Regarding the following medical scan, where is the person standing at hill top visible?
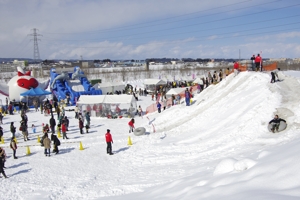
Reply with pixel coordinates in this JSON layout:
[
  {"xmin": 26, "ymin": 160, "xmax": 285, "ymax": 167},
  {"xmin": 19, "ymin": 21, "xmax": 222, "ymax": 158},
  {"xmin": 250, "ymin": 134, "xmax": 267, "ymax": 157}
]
[
  {"xmin": 233, "ymin": 61, "xmax": 239, "ymax": 77},
  {"xmin": 255, "ymin": 54, "xmax": 262, "ymax": 72},
  {"xmin": 251, "ymin": 55, "xmax": 255, "ymax": 71}
]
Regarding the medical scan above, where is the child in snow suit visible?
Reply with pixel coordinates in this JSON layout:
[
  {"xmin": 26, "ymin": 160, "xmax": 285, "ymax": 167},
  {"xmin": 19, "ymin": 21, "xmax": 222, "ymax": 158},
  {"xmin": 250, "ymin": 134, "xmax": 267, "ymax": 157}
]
[
  {"xmin": 128, "ymin": 118, "xmax": 135, "ymax": 133},
  {"xmin": 270, "ymin": 72, "xmax": 276, "ymax": 83},
  {"xmin": 157, "ymin": 102, "xmax": 162, "ymax": 113},
  {"xmin": 79, "ymin": 118, "xmax": 84, "ymax": 134},
  {"xmin": 138, "ymin": 106, "xmax": 142, "ymax": 116},
  {"xmin": 43, "ymin": 134, "xmax": 51, "ymax": 156},
  {"xmin": 105, "ymin": 129, "xmax": 113, "ymax": 155},
  {"xmin": 61, "ymin": 122, "xmax": 68, "ymax": 139}
]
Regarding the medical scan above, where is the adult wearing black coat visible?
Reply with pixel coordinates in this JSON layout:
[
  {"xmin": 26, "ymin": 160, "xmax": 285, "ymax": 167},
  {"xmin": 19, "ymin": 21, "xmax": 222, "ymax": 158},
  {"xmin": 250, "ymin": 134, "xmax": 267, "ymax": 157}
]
[
  {"xmin": 49, "ymin": 115, "xmax": 56, "ymax": 134},
  {"xmin": 51, "ymin": 134, "xmax": 60, "ymax": 154},
  {"xmin": 269, "ymin": 115, "xmax": 286, "ymax": 133},
  {"xmin": 10, "ymin": 122, "xmax": 16, "ymax": 139}
]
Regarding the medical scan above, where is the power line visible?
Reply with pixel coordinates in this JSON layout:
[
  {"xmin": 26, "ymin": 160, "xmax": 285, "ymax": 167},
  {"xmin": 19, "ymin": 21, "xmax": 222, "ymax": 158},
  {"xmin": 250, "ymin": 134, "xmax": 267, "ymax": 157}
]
[
  {"xmin": 41, "ymin": 15, "xmax": 300, "ymax": 43},
  {"xmin": 41, "ymin": 0, "xmax": 281, "ymax": 35},
  {"xmin": 39, "ymin": 2, "xmax": 300, "ymax": 44},
  {"xmin": 40, "ymin": 27, "xmax": 300, "ymax": 50}
]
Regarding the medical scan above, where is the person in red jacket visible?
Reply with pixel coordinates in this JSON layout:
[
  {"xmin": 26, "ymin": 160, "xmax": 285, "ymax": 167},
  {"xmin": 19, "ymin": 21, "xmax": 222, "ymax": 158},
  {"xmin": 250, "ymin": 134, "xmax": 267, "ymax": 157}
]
[
  {"xmin": 61, "ymin": 122, "xmax": 68, "ymax": 139},
  {"xmin": 128, "ymin": 118, "xmax": 135, "ymax": 133},
  {"xmin": 233, "ymin": 61, "xmax": 239, "ymax": 76},
  {"xmin": 105, "ymin": 129, "xmax": 113, "ymax": 155},
  {"xmin": 79, "ymin": 118, "xmax": 84, "ymax": 134},
  {"xmin": 255, "ymin": 54, "xmax": 262, "ymax": 72}
]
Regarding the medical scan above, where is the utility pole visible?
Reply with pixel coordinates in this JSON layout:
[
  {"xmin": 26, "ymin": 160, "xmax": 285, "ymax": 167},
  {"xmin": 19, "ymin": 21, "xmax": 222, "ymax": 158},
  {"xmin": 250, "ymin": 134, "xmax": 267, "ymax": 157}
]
[{"xmin": 29, "ymin": 28, "xmax": 42, "ymax": 62}]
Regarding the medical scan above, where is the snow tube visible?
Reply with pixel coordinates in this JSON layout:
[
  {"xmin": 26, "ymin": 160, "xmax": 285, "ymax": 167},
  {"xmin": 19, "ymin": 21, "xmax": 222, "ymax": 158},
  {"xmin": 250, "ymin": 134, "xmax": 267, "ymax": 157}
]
[
  {"xmin": 268, "ymin": 121, "xmax": 287, "ymax": 132},
  {"xmin": 133, "ymin": 127, "xmax": 146, "ymax": 136}
]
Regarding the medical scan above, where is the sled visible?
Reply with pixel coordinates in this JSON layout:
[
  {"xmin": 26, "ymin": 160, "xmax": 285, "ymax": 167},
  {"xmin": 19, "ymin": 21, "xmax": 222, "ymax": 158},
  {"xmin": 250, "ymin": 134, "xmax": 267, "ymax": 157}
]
[
  {"xmin": 133, "ymin": 127, "xmax": 146, "ymax": 136},
  {"xmin": 268, "ymin": 121, "xmax": 287, "ymax": 133}
]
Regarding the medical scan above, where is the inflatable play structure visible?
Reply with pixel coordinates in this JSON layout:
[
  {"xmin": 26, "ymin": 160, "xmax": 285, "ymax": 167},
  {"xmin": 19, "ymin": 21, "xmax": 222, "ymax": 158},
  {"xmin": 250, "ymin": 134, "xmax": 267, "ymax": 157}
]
[
  {"xmin": 50, "ymin": 66, "xmax": 102, "ymax": 105},
  {"xmin": 0, "ymin": 67, "xmax": 50, "ymax": 102},
  {"xmin": 268, "ymin": 121, "xmax": 287, "ymax": 133}
]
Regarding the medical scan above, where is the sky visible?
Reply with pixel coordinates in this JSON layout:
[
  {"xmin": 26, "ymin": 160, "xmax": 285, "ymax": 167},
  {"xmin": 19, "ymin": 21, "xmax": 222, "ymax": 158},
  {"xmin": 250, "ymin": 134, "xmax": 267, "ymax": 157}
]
[
  {"xmin": 0, "ymin": 0, "xmax": 300, "ymax": 60},
  {"xmin": 0, "ymin": 70, "xmax": 300, "ymax": 199}
]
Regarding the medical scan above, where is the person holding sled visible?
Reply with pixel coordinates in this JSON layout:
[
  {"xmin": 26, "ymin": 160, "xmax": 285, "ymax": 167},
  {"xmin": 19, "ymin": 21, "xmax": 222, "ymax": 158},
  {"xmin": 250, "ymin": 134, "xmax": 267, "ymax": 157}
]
[
  {"xmin": 105, "ymin": 129, "xmax": 113, "ymax": 155},
  {"xmin": 269, "ymin": 115, "xmax": 286, "ymax": 133}
]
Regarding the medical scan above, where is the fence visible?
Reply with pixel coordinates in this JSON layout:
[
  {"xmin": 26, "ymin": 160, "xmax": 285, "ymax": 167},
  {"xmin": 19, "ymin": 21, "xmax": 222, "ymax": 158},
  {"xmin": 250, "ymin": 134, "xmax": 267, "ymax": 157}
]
[{"xmin": 145, "ymin": 85, "xmax": 198, "ymax": 114}]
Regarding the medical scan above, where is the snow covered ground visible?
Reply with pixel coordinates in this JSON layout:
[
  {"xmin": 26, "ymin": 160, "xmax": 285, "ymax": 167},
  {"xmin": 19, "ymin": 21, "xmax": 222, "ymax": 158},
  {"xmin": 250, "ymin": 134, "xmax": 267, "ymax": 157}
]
[{"xmin": 0, "ymin": 70, "xmax": 300, "ymax": 200}]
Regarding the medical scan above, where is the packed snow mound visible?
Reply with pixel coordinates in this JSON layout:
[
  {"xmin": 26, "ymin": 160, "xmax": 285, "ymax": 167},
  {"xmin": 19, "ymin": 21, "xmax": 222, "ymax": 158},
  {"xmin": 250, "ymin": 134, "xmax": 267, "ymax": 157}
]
[{"xmin": 213, "ymin": 158, "xmax": 257, "ymax": 176}]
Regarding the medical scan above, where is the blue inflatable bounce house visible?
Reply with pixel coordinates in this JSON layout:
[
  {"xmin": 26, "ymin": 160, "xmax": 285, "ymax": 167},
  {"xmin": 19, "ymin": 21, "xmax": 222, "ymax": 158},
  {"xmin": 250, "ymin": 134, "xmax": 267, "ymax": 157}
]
[{"xmin": 50, "ymin": 66, "xmax": 102, "ymax": 105}]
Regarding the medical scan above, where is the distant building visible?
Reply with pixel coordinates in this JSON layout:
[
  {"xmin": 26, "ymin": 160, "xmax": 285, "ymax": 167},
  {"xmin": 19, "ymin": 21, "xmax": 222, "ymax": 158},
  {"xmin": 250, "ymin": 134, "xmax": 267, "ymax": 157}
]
[
  {"xmin": 269, "ymin": 58, "xmax": 287, "ymax": 62},
  {"xmin": 13, "ymin": 60, "xmax": 26, "ymax": 67}
]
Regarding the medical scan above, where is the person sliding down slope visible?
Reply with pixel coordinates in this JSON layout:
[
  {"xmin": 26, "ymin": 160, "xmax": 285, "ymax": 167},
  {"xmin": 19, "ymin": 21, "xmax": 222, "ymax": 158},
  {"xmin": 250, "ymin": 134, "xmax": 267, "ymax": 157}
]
[{"xmin": 269, "ymin": 115, "xmax": 286, "ymax": 133}]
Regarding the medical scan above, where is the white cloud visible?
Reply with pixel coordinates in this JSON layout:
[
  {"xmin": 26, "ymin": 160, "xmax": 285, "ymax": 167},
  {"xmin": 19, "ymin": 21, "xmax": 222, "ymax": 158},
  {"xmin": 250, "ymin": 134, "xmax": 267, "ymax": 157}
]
[
  {"xmin": 1, "ymin": 0, "xmax": 299, "ymax": 59},
  {"xmin": 207, "ymin": 35, "xmax": 218, "ymax": 40}
]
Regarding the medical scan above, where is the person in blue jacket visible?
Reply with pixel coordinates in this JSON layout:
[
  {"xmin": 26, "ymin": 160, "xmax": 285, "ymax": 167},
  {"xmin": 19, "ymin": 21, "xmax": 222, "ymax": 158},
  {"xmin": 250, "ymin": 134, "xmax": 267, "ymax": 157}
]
[
  {"xmin": 184, "ymin": 88, "xmax": 191, "ymax": 106},
  {"xmin": 157, "ymin": 102, "xmax": 162, "ymax": 113}
]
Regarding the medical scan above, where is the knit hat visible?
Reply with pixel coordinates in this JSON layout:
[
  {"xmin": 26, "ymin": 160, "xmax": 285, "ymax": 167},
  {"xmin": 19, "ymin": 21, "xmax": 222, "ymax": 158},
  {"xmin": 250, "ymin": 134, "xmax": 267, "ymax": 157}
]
[{"xmin": 107, "ymin": 129, "xmax": 110, "ymax": 132}]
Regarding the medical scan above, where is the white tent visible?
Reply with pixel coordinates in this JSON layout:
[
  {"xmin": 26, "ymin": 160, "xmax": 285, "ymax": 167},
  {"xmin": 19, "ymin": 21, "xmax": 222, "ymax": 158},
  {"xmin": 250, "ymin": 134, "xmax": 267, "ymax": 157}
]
[
  {"xmin": 144, "ymin": 79, "xmax": 167, "ymax": 86},
  {"xmin": 77, "ymin": 95, "xmax": 136, "ymax": 118},
  {"xmin": 77, "ymin": 95, "xmax": 106, "ymax": 104},
  {"xmin": 181, "ymin": 75, "xmax": 195, "ymax": 82},
  {"xmin": 193, "ymin": 77, "xmax": 205, "ymax": 84},
  {"xmin": 93, "ymin": 82, "xmax": 125, "ymax": 94},
  {"xmin": 144, "ymin": 79, "xmax": 167, "ymax": 93},
  {"xmin": 166, "ymin": 87, "xmax": 188, "ymax": 97}
]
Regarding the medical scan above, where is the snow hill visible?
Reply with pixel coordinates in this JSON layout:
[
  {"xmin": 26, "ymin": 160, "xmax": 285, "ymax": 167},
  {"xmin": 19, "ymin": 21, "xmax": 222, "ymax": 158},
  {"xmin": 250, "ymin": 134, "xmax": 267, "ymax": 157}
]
[{"xmin": 0, "ymin": 71, "xmax": 300, "ymax": 200}]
